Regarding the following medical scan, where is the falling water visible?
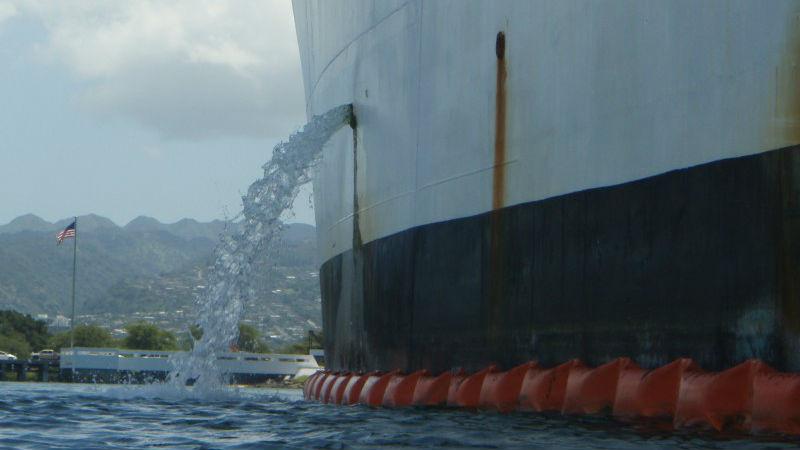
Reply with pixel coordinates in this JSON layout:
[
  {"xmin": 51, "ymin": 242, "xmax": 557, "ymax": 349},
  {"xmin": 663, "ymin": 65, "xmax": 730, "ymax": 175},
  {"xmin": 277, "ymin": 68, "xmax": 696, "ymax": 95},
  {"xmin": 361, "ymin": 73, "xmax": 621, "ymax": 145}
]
[{"xmin": 166, "ymin": 104, "xmax": 354, "ymax": 392}]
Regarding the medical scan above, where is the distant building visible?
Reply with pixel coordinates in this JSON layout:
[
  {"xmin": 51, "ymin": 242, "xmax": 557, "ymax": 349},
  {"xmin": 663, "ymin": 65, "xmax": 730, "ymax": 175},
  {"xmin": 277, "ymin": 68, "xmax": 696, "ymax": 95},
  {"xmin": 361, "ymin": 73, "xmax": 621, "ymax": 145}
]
[
  {"xmin": 111, "ymin": 329, "xmax": 127, "ymax": 338},
  {"xmin": 49, "ymin": 315, "xmax": 70, "ymax": 330}
]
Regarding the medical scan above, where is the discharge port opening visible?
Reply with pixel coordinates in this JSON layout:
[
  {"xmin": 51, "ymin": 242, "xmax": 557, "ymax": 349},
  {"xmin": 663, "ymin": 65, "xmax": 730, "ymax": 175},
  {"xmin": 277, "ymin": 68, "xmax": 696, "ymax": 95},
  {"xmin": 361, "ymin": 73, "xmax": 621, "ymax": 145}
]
[{"xmin": 496, "ymin": 31, "xmax": 505, "ymax": 60}]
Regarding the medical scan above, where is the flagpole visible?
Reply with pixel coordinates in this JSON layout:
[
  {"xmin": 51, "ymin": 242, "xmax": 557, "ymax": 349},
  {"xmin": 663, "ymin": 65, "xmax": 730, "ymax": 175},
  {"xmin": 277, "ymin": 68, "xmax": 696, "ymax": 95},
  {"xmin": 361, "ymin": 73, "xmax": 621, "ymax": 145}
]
[{"xmin": 69, "ymin": 216, "xmax": 77, "ymax": 354}]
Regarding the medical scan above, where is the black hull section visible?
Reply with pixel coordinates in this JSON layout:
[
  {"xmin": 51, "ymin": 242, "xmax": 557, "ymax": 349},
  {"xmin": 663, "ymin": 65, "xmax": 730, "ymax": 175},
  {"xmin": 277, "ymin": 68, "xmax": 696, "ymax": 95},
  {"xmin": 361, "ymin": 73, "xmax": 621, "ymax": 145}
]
[{"xmin": 320, "ymin": 145, "xmax": 800, "ymax": 374}]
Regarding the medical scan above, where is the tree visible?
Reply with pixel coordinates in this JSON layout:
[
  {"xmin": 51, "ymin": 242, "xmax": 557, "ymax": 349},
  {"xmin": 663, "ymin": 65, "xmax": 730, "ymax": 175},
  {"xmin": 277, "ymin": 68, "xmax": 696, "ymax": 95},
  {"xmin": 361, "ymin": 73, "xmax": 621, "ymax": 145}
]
[
  {"xmin": 122, "ymin": 322, "xmax": 178, "ymax": 351},
  {"xmin": 49, "ymin": 324, "xmax": 116, "ymax": 351},
  {"xmin": 189, "ymin": 324, "xmax": 203, "ymax": 340},
  {"xmin": 237, "ymin": 323, "xmax": 270, "ymax": 353},
  {"xmin": 0, "ymin": 310, "xmax": 49, "ymax": 351},
  {"xmin": 177, "ymin": 324, "xmax": 205, "ymax": 351},
  {"xmin": 0, "ymin": 333, "xmax": 31, "ymax": 359},
  {"xmin": 179, "ymin": 324, "xmax": 201, "ymax": 351}
]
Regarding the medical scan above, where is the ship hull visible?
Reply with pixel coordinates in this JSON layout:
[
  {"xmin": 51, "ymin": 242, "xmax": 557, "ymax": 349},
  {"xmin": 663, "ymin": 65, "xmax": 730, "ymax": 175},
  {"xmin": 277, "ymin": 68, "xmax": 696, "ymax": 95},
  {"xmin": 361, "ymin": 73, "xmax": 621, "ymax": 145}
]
[
  {"xmin": 321, "ymin": 143, "xmax": 800, "ymax": 373},
  {"xmin": 292, "ymin": 0, "xmax": 800, "ymax": 373}
]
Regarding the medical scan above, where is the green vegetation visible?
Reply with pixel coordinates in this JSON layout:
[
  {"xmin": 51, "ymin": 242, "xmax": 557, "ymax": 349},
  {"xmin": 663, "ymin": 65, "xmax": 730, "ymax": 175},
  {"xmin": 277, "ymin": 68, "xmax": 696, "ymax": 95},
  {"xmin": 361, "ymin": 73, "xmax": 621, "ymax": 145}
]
[
  {"xmin": 0, "ymin": 334, "xmax": 30, "ymax": 360},
  {"xmin": 0, "ymin": 310, "xmax": 49, "ymax": 359},
  {"xmin": 49, "ymin": 324, "xmax": 115, "ymax": 351},
  {"xmin": 277, "ymin": 341, "xmax": 308, "ymax": 354},
  {"xmin": 0, "ymin": 304, "xmax": 321, "ymax": 363},
  {"xmin": 189, "ymin": 324, "xmax": 203, "ymax": 340},
  {"xmin": 176, "ymin": 323, "xmax": 272, "ymax": 353},
  {"xmin": 0, "ymin": 309, "xmax": 190, "ymax": 356},
  {"xmin": 0, "ymin": 216, "xmax": 321, "ymax": 349},
  {"xmin": 0, "ymin": 217, "xmax": 318, "ymax": 319},
  {"xmin": 0, "ymin": 219, "xmax": 216, "ymax": 315},
  {"xmin": 237, "ymin": 323, "xmax": 270, "ymax": 353},
  {"xmin": 122, "ymin": 322, "xmax": 179, "ymax": 350},
  {"xmin": 176, "ymin": 324, "xmax": 204, "ymax": 351}
]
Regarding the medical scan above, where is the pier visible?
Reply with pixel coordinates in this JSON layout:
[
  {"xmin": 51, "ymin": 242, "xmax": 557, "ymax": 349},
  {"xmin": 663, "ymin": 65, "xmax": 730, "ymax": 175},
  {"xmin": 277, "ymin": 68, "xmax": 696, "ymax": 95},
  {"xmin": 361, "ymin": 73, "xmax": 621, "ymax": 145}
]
[
  {"xmin": 59, "ymin": 347, "xmax": 320, "ymax": 384},
  {"xmin": 0, "ymin": 359, "xmax": 59, "ymax": 382},
  {"xmin": 1, "ymin": 347, "xmax": 320, "ymax": 384}
]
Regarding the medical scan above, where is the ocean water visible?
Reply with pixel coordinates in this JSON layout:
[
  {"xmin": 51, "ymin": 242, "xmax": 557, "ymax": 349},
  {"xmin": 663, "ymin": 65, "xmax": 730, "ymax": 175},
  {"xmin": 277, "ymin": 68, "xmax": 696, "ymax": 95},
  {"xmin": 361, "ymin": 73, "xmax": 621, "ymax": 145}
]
[{"xmin": 0, "ymin": 382, "xmax": 796, "ymax": 450}]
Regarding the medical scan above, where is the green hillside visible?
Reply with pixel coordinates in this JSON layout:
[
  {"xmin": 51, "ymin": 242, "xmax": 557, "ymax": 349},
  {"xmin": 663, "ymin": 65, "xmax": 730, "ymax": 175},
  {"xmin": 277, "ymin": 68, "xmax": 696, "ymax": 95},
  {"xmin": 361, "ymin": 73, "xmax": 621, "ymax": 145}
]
[
  {"xmin": 0, "ymin": 215, "xmax": 320, "ymax": 345},
  {"xmin": 0, "ymin": 227, "xmax": 214, "ymax": 314}
]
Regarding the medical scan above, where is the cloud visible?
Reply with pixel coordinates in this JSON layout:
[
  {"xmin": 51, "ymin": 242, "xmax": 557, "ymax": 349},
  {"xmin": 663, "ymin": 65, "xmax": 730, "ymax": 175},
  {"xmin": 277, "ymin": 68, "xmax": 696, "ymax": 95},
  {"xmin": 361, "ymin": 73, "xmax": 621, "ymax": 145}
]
[
  {"xmin": 15, "ymin": 0, "xmax": 305, "ymax": 140},
  {"xmin": 0, "ymin": 2, "xmax": 17, "ymax": 25}
]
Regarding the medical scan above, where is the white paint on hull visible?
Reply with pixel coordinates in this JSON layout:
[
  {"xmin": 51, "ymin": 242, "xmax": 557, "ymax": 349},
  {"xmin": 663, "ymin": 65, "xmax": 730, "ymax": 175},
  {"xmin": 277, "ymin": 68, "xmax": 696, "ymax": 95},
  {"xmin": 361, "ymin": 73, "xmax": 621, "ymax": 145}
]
[{"xmin": 293, "ymin": 0, "xmax": 800, "ymax": 263}]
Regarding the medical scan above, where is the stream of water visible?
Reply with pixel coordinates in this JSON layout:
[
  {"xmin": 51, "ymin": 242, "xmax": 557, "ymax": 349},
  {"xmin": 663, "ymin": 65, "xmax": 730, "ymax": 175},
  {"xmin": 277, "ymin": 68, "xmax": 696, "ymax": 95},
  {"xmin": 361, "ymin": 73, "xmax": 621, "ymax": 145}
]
[{"xmin": 167, "ymin": 104, "xmax": 353, "ymax": 392}]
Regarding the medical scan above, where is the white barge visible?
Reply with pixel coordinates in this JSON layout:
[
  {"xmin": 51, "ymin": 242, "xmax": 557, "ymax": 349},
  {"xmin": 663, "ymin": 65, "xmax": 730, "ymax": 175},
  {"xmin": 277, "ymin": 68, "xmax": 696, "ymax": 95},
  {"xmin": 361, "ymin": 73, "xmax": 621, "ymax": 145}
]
[{"xmin": 59, "ymin": 347, "xmax": 320, "ymax": 383}]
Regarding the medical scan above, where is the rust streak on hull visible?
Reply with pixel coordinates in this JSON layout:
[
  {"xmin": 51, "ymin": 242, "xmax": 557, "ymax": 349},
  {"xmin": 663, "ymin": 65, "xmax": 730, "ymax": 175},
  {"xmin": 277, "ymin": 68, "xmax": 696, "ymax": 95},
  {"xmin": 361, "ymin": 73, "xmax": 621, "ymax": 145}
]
[
  {"xmin": 492, "ymin": 31, "xmax": 508, "ymax": 211},
  {"xmin": 488, "ymin": 31, "xmax": 508, "ymax": 345}
]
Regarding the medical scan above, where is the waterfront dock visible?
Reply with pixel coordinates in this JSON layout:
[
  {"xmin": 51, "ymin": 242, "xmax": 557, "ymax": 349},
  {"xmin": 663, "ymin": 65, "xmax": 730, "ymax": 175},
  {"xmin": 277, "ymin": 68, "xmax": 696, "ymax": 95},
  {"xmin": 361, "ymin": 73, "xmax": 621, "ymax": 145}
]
[
  {"xmin": 2, "ymin": 347, "xmax": 320, "ymax": 384},
  {"xmin": 59, "ymin": 347, "xmax": 320, "ymax": 383},
  {"xmin": 0, "ymin": 359, "xmax": 59, "ymax": 382}
]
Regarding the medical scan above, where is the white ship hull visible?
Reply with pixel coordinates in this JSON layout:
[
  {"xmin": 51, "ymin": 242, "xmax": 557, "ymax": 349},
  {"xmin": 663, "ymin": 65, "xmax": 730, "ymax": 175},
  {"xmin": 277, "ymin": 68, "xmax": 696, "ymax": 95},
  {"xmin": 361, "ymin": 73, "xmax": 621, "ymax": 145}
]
[{"xmin": 293, "ymin": 0, "xmax": 800, "ymax": 373}]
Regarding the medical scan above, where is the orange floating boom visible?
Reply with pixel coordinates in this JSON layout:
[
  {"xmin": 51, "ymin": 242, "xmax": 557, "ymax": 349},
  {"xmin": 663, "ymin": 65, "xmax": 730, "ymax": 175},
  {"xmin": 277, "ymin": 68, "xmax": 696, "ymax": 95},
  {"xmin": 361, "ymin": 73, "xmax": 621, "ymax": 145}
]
[{"xmin": 304, "ymin": 358, "xmax": 800, "ymax": 436}]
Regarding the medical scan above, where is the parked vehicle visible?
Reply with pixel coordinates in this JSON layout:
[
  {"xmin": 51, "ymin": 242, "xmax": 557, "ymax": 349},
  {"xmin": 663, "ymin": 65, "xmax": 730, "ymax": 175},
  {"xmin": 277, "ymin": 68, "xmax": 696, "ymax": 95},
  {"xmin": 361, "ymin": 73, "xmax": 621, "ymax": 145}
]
[
  {"xmin": 0, "ymin": 351, "xmax": 17, "ymax": 361},
  {"xmin": 32, "ymin": 349, "xmax": 59, "ymax": 362}
]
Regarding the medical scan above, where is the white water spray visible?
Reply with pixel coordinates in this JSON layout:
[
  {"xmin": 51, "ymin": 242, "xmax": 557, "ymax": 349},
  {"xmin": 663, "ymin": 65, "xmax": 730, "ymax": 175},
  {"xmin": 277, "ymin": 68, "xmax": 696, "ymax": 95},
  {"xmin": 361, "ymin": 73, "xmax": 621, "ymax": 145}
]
[{"xmin": 166, "ymin": 104, "xmax": 354, "ymax": 393}]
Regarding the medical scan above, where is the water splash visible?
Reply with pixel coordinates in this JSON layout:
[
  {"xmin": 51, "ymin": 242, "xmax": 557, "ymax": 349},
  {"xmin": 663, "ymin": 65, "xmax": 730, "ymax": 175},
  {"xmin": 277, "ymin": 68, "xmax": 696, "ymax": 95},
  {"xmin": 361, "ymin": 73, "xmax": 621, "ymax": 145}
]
[{"xmin": 166, "ymin": 104, "xmax": 354, "ymax": 394}]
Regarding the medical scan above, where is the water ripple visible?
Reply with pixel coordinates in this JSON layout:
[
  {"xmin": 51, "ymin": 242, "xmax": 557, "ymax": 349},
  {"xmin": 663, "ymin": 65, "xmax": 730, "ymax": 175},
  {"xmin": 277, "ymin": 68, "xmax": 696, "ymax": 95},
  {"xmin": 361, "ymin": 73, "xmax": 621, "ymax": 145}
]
[{"xmin": 1, "ymin": 382, "xmax": 799, "ymax": 449}]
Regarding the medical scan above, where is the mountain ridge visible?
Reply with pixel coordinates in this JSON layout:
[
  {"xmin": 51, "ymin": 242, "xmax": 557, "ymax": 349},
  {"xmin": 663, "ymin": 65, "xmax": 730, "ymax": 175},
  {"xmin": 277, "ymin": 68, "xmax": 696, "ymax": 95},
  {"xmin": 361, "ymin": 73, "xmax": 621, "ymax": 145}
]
[
  {"xmin": 0, "ymin": 214, "xmax": 315, "ymax": 243},
  {"xmin": 0, "ymin": 213, "xmax": 320, "ymax": 344}
]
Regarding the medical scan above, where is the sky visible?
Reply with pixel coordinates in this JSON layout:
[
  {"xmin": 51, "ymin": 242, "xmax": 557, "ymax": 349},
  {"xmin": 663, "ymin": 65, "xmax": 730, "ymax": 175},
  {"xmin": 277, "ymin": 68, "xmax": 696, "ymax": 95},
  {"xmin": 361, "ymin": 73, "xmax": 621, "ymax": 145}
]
[{"xmin": 0, "ymin": 0, "xmax": 314, "ymax": 226}]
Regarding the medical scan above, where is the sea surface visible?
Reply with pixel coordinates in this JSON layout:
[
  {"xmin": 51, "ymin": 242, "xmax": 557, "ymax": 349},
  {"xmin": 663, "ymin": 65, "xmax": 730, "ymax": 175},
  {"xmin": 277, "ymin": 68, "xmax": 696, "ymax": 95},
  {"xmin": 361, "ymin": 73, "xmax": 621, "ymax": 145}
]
[{"xmin": 0, "ymin": 382, "xmax": 797, "ymax": 450}]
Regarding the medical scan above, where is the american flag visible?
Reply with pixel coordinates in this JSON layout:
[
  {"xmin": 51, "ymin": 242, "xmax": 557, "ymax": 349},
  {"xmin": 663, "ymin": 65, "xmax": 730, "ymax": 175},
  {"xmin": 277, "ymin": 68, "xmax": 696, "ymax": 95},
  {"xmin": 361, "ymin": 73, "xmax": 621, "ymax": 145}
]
[{"xmin": 56, "ymin": 221, "xmax": 76, "ymax": 245}]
